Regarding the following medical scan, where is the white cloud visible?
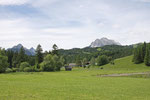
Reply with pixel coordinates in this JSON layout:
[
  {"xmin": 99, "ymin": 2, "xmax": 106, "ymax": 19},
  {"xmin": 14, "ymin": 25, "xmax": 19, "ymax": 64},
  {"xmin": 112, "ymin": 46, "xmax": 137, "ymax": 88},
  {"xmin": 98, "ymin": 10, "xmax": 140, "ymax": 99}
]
[
  {"xmin": 30, "ymin": 0, "xmax": 60, "ymax": 7},
  {"xmin": 0, "ymin": 18, "xmax": 92, "ymax": 50},
  {"xmin": 0, "ymin": 0, "xmax": 150, "ymax": 50},
  {"xmin": 0, "ymin": 19, "xmax": 31, "ymax": 35},
  {"xmin": 0, "ymin": 0, "xmax": 29, "ymax": 5}
]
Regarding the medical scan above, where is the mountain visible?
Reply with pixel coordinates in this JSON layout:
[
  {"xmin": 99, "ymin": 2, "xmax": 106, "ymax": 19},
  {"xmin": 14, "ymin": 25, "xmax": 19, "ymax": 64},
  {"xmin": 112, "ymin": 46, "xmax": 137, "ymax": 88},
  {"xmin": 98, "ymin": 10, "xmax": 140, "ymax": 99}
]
[
  {"xmin": 7, "ymin": 44, "xmax": 36, "ymax": 56},
  {"xmin": 29, "ymin": 47, "xmax": 36, "ymax": 56},
  {"xmin": 90, "ymin": 37, "xmax": 121, "ymax": 48}
]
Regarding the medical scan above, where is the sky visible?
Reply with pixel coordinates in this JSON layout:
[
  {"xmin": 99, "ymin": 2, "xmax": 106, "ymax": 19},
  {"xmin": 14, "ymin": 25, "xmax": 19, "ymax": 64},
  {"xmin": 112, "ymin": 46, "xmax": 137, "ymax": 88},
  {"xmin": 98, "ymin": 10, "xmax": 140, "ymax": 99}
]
[{"xmin": 0, "ymin": 0, "xmax": 150, "ymax": 50}]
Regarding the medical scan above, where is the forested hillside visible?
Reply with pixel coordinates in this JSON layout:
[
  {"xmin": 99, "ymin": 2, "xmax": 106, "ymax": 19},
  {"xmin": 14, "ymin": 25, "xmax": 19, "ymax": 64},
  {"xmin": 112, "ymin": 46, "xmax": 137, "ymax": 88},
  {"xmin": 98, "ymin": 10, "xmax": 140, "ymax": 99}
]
[{"xmin": 59, "ymin": 45, "xmax": 134, "ymax": 64}]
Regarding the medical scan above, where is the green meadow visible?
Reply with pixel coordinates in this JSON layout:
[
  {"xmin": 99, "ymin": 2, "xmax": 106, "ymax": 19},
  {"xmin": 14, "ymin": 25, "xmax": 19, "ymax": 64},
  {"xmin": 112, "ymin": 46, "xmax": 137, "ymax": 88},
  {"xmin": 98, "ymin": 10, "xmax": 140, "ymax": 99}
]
[{"xmin": 0, "ymin": 56, "xmax": 150, "ymax": 100}]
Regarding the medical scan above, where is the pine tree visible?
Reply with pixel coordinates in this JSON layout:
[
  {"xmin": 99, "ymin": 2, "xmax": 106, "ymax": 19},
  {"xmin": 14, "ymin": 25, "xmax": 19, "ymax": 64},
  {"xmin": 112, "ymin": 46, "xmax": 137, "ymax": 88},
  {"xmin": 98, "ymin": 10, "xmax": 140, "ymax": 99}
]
[
  {"xmin": 35, "ymin": 44, "xmax": 43, "ymax": 68},
  {"xmin": 52, "ymin": 44, "xmax": 58, "ymax": 55},
  {"xmin": 6, "ymin": 50, "xmax": 14, "ymax": 68},
  {"xmin": 133, "ymin": 48, "xmax": 137, "ymax": 62},
  {"xmin": 13, "ymin": 46, "xmax": 26, "ymax": 68},
  {"xmin": 141, "ymin": 42, "xmax": 146, "ymax": 62},
  {"xmin": 144, "ymin": 44, "xmax": 150, "ymax": 66},
  {"xmin": 12, "ymin": 52, "xmax": 18, "ymax": 68},
  {"xmin": 138, "ymin": 46, "xmax": 143, "ymax": 63},
  {"xmin": 133, "ymin": 45, "xmax": 143, "ymax": 64},
  {"xmin": 133, "ymin": 48, "xmax": 140, "ymax": 64},
  {"xmin": 18, "ymin": 46, "xmax": 26, "ymax": 63}
]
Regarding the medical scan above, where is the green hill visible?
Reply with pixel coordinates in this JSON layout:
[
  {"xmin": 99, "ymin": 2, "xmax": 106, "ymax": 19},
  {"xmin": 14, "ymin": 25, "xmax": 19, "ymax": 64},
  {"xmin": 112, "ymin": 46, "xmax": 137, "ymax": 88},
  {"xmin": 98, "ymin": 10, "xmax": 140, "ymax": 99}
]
[
  {"xmin": 103, "ymin": 56, "xmax": 150, "ymax": 71},
  {"xmin": 71, "ymin": 56, "xmax": 150, "ymax": 75}
]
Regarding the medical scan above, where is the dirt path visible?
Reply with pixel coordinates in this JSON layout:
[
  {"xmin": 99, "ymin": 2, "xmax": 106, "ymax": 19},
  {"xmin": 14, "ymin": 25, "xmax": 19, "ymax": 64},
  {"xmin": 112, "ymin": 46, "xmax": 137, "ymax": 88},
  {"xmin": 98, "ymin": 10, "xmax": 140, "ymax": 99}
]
[{"xmin": 98, "ymin": 72, "xmax": 150, "ymax": 77}]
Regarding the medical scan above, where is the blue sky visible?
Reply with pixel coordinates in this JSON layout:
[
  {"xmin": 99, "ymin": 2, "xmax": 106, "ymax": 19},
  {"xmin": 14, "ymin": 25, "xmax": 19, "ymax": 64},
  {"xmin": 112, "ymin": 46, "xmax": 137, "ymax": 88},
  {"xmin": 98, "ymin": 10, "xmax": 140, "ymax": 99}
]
[{"xmin": 0, "ymin": 0, "xmax": 150, "ymax": 50}]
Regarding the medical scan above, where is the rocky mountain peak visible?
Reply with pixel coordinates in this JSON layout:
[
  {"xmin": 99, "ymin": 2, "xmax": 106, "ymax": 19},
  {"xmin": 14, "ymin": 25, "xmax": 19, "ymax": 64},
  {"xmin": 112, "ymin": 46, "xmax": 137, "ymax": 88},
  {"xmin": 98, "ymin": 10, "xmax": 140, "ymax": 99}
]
[
  {"xmin": 90, "ymin": 37, "xmax": 121, "ymax": 48},
  {"xmin": 7, "ymin": 44, "xmax": 36, "ymax": 56}
]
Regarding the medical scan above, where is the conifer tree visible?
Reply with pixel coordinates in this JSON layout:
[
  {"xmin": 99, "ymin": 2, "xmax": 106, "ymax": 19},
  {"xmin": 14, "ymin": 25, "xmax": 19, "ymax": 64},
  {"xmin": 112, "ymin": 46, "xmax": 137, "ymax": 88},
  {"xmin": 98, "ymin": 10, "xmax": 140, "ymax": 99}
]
[
  {"xmin": 18, "ymin": 46, "xmax": 26, "ymax": 63},
  {"xmin": 144, "ymin": 44, "xmax": 150, "ymax": 66},
  {"xmin": 138, "ymin": 46, "xmax": 143, "ymax": 63},
  {"xmin": 35, "ymin": 44, "xmax": 43, "ymax": 68},
  {"xmin": 133, "ymin": 45, "xmax": 143, "ymax": 64},
  {"xmin": 141, "ymin": 42, "xmax": 146, "ymax": 61},
  {"xmin": 12, "ymin": 52, "xmax": 18, "ymax": 68},
  {"xmin": 14, "ymin": 46, "xmax": 26, "ymax": 68},
  {"xmin": 52, "ymin": 44, "xmax": 58, "ymax": 55},
  {"xmin": 6, "ymin": 50, "xmax": 14, "ymax": 68}
]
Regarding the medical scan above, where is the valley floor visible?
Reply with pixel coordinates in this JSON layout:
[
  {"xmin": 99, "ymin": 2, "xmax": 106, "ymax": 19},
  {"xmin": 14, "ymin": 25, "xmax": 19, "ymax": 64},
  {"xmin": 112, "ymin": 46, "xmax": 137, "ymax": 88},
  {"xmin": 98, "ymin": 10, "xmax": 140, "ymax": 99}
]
[{"xmin": 0, "ymin": 56, "xmax": 150, "ymax": 100}]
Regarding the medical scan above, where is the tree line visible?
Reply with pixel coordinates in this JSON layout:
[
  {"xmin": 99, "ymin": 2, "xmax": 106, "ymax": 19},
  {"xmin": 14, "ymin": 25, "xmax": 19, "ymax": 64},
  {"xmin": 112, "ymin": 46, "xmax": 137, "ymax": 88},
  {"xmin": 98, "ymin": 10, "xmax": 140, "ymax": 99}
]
[
  {"xmin": 0, "ymin": 43, "xmax": 142, "ymax": 73},
  {"xmin": 0, "ymin": 44, "xmax": 64, "ymax": 73},
  {"xmin": 0, "ymin": 43, "xmax": 120, "ymax": 73},
  {"xmin": 133, "ymin": 42, "xmax": 150, "ymax": 66}
]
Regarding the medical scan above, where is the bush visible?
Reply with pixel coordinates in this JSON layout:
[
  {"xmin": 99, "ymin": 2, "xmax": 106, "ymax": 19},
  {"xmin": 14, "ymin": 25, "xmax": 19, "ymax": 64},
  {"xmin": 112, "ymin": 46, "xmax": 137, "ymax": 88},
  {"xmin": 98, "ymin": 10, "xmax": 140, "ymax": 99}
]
[
  {"xmin": 40, "ymin": 60, "xmax": 55, "ymax": 71},
  {"xmin": 34, "ymin": 68, "xmax": 42, "ymax": 72},
  {"xmin": 20, "ymin": 62, "xmax": 30, "ymax": 72},
  {"xmin": 40, "ymin": 54, "xmax": 63, "ymax": 72},
  {"xmin": 5, "ymin": 68, "xmax": 13, "ymax": 73},
  {"xmin": 40, "ymin": 54, "xmax": 55, "ymax": 71},
  {"xmin": 12, "ymin": 68, "xmax": 19, "ymax": 72},
  {"xmin": 24, "ymin": 67, "xmax": 33, "ymax": 72},
  {"xmin": 96, "ymin": 55, "xmax": 109, "ymax": 66}
]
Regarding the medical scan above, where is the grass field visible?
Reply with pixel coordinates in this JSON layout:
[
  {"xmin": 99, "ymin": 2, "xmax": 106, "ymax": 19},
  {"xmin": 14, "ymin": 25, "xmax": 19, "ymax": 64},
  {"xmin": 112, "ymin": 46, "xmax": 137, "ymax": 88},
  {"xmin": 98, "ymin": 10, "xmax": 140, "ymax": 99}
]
[{"xmin": 0, "ymin": 56, "xmax": 150, "ymax": 100}]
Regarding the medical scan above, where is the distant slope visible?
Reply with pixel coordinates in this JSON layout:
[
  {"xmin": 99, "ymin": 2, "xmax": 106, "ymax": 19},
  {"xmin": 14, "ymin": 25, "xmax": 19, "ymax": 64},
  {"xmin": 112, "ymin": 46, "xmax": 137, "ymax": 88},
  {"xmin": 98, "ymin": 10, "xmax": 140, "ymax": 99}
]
[
  {"xmin": 103, "ymin": 56, "xmax": 150, "ymax": 72},
  {"xmin": 90, "ymin": 37, "xmax": 121, "ymax": 48}
]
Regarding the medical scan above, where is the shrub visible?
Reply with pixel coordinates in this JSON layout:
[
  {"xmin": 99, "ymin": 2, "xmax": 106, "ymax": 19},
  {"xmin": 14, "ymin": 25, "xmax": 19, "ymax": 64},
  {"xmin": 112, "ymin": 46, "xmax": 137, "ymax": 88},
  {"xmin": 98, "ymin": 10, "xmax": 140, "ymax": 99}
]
[
  {"xmin": 24, "ymin": 67, "xmax": 33, "ymax": 72},
  {"xmin": 40, "ymin": 54, "xmax": 64, "ymax": 72},
  {"xmin": 5, "ymin": 68, "xmax": 13, "ymax": 73},
  {"xmin": 12, "ymin": 68, "xmax": 19, "ymax": 72},
  {"xmin": 40, "ymin": 60, "xmax": 55, "ymax": 71},
  {"xmin": 34, "ymin": 68, "xmax": 42, "ymax": 72},
  {"xmin": 20, "ymin": 62, "xmax": 30, "ymax": 72}
]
